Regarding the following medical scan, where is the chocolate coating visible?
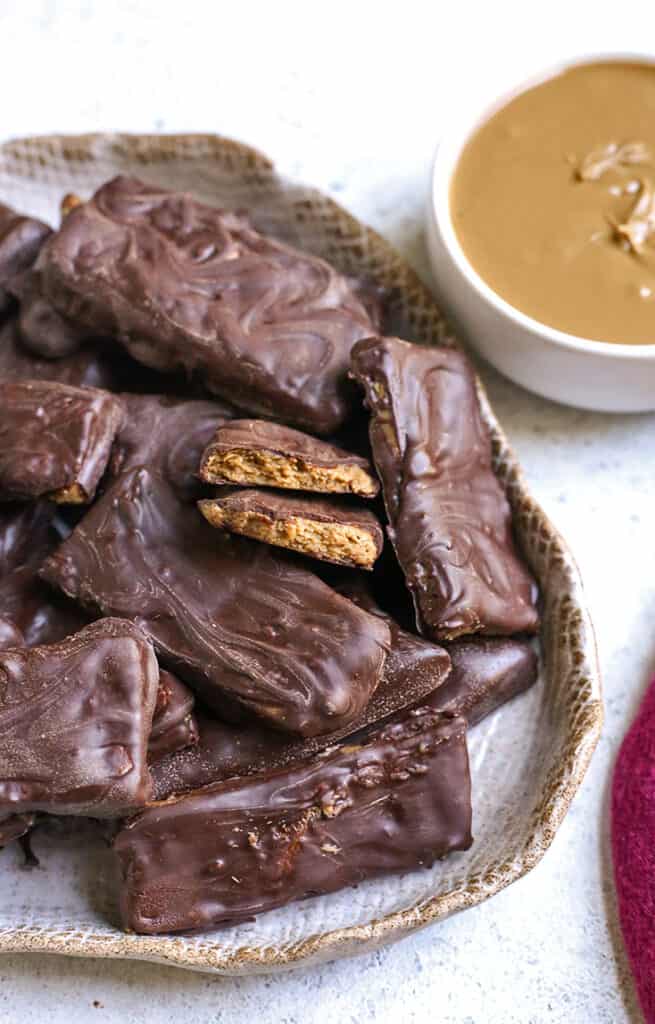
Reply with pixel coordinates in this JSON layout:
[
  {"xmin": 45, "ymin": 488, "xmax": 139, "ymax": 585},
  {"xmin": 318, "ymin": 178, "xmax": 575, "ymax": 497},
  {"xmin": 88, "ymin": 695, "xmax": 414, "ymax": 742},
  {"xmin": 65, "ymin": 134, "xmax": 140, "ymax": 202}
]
[
  {"xmin": 0, "ymin": 203, "xmax": 51, "ymax": 317},
  {"xmin": 40, "ymin": 467, "xmax": 389, "ymax": 736},
  {"xmin": 0, "ymin": 319, "xmax": 119, "ymax": 389},
  {"xmin": 0, "ymin": 502, "xmax": 89, "ymax": 646},
  {"xmin": 0, "ymin": 381, "xmax": 124, "ymax": 503},
  {"xmin": 351, "ymin": 337, "xmax": 539, "ymax": 640},
  {"xmin": 0, "ymin": 618, "xmax": 159, "ymax": 818},
  {"xmin": 151, "ymin": 586, "xmax": 450, "ymax": 798},
  {"xmin": 149, "ymin": 669, "xmax": 198, "ymax": 763},
  {"xmin": 427, "ymin": 636, "xmax": 538, "ymax": 726},
  {"xmin": 200, "ymin": 418, "xmax": 379, "ymax": 496},
  {"xmin": 37, "ymin": 176, "xmax": 375, "ymax": 434},
  {"xmin": 116, "ymin": 710, "xmax": 472, "ymax": 934},
  {"xmin": 109, "ymin": 393, "xmax": 235, "ymax": 500},
  {"xmin": 199, "ymin": 490, "xmax": 384, "ymax": 569}
]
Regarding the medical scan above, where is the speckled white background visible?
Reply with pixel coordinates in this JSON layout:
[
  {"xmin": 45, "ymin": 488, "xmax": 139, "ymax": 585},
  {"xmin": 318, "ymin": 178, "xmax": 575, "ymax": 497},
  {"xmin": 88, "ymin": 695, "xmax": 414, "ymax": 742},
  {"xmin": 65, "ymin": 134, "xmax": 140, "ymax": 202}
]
[{"xmin": 0, "ymin": 2, "xmax": 654, "ymax": 1021}]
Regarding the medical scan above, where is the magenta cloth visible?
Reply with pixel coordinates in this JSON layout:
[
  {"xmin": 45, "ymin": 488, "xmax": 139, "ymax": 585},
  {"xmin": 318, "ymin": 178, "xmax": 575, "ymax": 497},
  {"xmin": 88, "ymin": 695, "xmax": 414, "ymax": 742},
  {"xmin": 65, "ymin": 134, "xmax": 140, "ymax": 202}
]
[{"xmin": 612, "ymin": 674, "xmax": 655, "ymax": 1023}]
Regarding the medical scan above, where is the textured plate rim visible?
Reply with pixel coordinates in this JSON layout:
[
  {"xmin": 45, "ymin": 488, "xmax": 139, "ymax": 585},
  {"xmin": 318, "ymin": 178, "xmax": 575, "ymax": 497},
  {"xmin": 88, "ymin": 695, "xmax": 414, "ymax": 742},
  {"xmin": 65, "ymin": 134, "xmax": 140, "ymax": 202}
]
[{"xmin": 0, "ymin": 132, "xmax": 603, "ymax": 975}]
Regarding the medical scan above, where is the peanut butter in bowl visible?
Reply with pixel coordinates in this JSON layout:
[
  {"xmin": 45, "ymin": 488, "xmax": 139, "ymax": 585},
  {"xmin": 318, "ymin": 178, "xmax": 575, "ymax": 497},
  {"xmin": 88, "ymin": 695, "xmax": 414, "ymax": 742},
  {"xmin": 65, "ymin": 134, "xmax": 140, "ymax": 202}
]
[{"xmin": 450, "ymin": 61, "xmax": 655, "ymax": 346}]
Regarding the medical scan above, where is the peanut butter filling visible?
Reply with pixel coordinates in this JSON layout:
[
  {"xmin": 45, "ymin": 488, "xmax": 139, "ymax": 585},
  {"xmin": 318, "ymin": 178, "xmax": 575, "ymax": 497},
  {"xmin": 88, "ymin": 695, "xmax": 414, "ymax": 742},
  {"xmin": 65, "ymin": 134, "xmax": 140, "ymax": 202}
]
[
  {"xmin": 200, "ymin": 504, "xmax": 379, "ymax": 569},
  {"xmin": 451, "ymin": 61, "xmax": 655, "ymax": 345},
  {"xmin": 51, "ymin": 482, "xmax": 88, "ymax": 504},
  {"xmin": 203, "ymin": 449, "xmax": 377, "ymax": 497}
]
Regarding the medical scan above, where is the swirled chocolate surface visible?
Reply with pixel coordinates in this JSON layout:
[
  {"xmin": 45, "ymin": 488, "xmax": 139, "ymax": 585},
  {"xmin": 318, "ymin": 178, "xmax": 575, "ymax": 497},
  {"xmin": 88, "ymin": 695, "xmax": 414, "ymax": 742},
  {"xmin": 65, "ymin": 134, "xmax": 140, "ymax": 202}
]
[
  {"xmin": 151, "ymin": 585, "xmax": 450, "ymax": 798},
  {"xmin": 109, "ymin": 392, "xmax": 235, "ymax": 500},
  {"xmin": 0, "ymin": 618, "xmax": 158, "ymax": 818},
  {"xmin": 37, "ymin": 175, "xmax": 376, "ymax": 433},
  {"xmin": 0, "ymin": 381, "xmax": 124, "ymax": 503},
  {"xmin": 40, "ymin": 467, "xmax": 389, "ymax": 736},
  {"xmin": 116, "ymin": 710, "xmax": 471, "ymax": 934},
  {"xmin": 351, "ymin": 337, "xmax": 539, "ymax": 640}
]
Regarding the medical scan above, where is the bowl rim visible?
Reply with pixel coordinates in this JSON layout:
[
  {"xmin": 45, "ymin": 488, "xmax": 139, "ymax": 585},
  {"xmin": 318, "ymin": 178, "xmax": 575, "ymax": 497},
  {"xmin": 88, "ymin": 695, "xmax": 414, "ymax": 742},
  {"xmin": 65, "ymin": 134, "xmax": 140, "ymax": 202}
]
[{"xmin": 431, "ymin": 50, "xmax": 655, "ymax": 359}]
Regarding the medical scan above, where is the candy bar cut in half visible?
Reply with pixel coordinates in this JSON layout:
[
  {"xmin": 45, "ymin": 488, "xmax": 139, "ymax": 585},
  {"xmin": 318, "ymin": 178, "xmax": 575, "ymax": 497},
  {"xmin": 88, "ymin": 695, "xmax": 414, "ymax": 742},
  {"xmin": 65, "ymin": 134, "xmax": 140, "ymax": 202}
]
[
  {"xmin": 109, "ymin": 393, "xmax": 235, "ymax": 501},
  {"xmin": 0, "ymin": 381, "xmax": 124, "ymax": 503},
  {"xmin": 115, "ymin": 709, "xmax": 472, "ymax": 934},
  {"xmin": 0, "ymin": 618, "xmax": 159, "ymax": 818},
  {"xmin": 199, "ymin": 490, "xmax": 384, "ymax": 570},
  {"xmin": 36, "ymin": 175, "xmax": 376, "ymax": 434},
  {"xmin": 148, "ymin": 670, "xmax": 198, "ymax": 763},
  {"xmin": 151, "ymin": 587, "xmax": 451, "ymax": 797},
  {"xmin": 200, "ymin": 419, "xmax": 379, "ymax": 497},
  {"xmin": 40, "ymin": 467, "xmax": 389, "ymax": 737},
  {"xmin": 351, "ymin": 337, "xmax": 539, "ymax": 640}
]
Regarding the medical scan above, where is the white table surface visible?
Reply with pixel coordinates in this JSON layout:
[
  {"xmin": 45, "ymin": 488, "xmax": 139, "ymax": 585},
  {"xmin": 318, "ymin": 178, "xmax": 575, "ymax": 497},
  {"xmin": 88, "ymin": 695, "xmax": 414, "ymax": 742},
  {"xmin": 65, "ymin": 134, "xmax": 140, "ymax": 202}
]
[{"xmin": 1, "ymin": 2, "xmax": 654, "ymax": 1021}]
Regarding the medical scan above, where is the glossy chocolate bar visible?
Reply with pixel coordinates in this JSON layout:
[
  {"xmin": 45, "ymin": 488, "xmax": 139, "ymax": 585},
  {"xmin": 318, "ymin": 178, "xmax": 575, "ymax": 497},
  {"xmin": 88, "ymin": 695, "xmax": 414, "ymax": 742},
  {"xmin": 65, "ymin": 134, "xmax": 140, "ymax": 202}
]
[
  {"xmin": 41, "ymin": 467, "xmax": 389, "ymax": 736},
  {"xmin": 151, "ymin": 587, "xmax": 451, "ymax": 798},
  {"xmin": 37, "ymin": 175, "xmax": 376, "ymax": 433},
  {"xmin": 116, "ymin": 710, "xmax": 472, "ymax": 933},
  {"xmin": 0, "ymin": 381, "xmax": 124, "ymax": 503},
  {"xmin": 351, "ymin": 337, "xmax": 539, "ymax": 640},
  {"xmin": 0, "ymin": 618, "xmax": 159, "ymax": 818}
]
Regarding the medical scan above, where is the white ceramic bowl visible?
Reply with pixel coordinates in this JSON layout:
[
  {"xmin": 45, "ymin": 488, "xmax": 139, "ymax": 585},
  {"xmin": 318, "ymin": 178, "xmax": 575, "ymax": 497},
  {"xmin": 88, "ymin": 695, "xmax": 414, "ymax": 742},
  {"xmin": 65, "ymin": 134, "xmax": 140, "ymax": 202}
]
[{"xmin": 426, "ymin": 53, "xmax": 655, "ymax": 413}]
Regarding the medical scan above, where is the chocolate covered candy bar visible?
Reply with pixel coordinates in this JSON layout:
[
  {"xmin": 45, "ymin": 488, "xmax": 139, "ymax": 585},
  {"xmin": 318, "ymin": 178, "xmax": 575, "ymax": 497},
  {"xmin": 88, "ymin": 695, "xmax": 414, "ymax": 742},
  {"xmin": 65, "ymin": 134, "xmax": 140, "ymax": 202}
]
[
  {"xmin": 41, "ymin": 468, "xmax": 389, "ymax": 736},
  {"xmin": 149, "ymin": 670, "xmax": 198, "ymax": 763},
  {"xmin": 0, "ymin": 618, "xmax": 159, "ymax": 818},
  {"xmin": 37, "ymin": 176, "xmax": 376, "ymax": 434},
  {"xmin": 151, "ymin": 589, "xmax": 450, "ymax": 798},
  {"xmin": 344, "ymin": 583, "xmax": 538, "ymax": 723},
  {"xmin": 427, "ymin": 636, "xmax": 538, "ymax": 726},
  {"xmin": 116, "ymin": 710, "xmax": 472, "ymax": 933},
  {"xmin": 199, "ymin": 490, "xmax": 384, "ymax": 569},
  {"xmin": 200, "ymin": 419, "xmax": 379, "ymax": 497},
  {"xmin": 0, "ymin": 202, "xmax": 51, "ymax": 317},
  {"xmin": 109, "ymin": 393, "xmax": 235, "ymax": 500},
  {"xmin": 351, "ymin": 337, "xmax": 539, "ymax": 640},
  {"xmin": 0, "ymin": 320, "xmax": 118, "ymax": 389},
  {"xmin": 0, "ymin": 381, "xmax": 124, "ymax": 503}
]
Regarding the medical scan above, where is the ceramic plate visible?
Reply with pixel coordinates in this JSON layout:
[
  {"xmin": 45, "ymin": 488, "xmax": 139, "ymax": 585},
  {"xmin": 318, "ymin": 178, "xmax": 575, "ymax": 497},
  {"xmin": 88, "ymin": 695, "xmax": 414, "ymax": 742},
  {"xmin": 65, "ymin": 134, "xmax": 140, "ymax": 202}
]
[{"xmin": 0, "ymin": 133, "xmax": 603, "ymax": 974}]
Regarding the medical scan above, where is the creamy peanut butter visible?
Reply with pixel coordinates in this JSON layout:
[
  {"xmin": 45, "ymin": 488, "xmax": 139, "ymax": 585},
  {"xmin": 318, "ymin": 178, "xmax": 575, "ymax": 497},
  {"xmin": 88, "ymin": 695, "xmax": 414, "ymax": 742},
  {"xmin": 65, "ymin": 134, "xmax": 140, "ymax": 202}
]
[{"xmin": 451, "ymin": 61, "xmax": 655, "ymax": 345}]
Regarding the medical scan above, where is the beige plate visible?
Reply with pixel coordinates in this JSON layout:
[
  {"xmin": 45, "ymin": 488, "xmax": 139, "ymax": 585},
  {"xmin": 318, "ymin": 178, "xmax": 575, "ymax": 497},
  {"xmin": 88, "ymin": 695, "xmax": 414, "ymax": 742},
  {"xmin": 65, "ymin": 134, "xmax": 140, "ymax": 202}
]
[{"xmin": 0, "ymin": 133, "xmax": 603, "ymax": 974}]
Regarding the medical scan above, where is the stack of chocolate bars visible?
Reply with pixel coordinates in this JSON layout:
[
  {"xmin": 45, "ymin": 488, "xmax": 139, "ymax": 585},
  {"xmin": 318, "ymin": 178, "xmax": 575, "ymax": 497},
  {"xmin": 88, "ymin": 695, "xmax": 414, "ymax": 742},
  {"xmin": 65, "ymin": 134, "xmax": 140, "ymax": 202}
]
[{"xmin": 0, "ymin": 176, "xmax": 539, "ymax": 934}]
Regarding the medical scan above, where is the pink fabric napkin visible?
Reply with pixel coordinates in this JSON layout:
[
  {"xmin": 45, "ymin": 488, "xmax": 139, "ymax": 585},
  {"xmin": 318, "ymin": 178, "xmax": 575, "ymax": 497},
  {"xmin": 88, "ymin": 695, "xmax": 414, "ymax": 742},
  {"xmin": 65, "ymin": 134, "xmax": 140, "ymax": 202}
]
[{"xmin": 612, "ymin": 675, "xmax": 655, "ymax": 1023}]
